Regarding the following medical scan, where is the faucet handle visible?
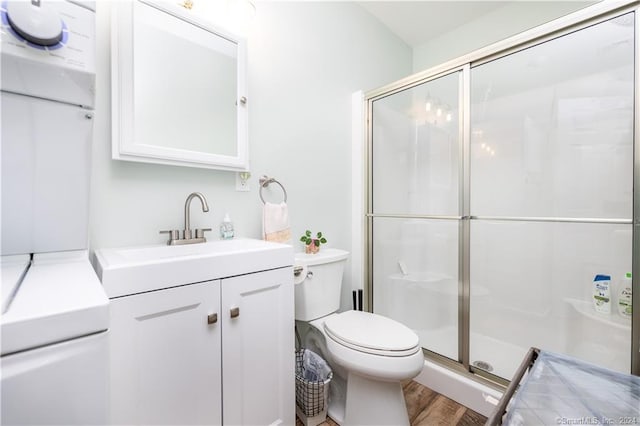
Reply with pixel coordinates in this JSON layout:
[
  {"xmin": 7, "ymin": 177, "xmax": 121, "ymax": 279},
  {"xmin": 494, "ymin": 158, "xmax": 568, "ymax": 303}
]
[
  {"xmin": 160, "ymin": 229, "xmax": 180, "ymax": 241},
  {"xmin": 195, "ymin": 228, "xmax": 212, "ymax": 239}
]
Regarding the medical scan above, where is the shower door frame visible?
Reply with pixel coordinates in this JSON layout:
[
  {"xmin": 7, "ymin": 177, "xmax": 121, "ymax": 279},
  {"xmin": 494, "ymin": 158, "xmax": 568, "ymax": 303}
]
[{"xmin": 364, "ymin": 0, "xmax": 640, "ymax": 381}]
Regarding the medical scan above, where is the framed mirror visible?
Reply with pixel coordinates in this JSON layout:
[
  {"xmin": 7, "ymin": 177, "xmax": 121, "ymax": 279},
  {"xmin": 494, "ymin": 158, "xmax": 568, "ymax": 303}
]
[{"xmin": 111, "ymin": 0, "xmax": 248, "ymax": 170}]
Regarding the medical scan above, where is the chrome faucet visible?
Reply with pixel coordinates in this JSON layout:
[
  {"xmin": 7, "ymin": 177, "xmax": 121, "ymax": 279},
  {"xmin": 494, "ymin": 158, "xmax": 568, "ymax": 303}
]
[{"xmin": 160, "ymin": 192, "xmax": 212, "ymax": 245}]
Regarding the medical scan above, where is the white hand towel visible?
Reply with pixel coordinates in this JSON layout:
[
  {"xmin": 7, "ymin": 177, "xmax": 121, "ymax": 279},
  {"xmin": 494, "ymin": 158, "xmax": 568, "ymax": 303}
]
[{"xmin": 263, "ymin": 201, "xmax": 291, "ymax": 244}]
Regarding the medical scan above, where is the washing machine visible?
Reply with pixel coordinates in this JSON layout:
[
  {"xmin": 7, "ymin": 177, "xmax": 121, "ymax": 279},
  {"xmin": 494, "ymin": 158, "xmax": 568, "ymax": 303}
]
[{"xmin": 0, "ymin": 1, "xmax": 109, "ymax": 424}]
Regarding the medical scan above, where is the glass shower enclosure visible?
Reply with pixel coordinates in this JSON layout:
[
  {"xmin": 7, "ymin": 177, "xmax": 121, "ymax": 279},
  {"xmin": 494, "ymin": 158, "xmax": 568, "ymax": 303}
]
[{"xmin": 366, "ymin": 6, "xmax": 638, "ymax": 381}]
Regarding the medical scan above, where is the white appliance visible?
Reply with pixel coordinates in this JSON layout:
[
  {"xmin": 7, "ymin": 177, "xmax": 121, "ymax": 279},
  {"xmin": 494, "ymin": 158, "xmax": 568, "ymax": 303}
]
[{"xmin": 0, "ymin": 1, "xmax": 109, "ymax": 424}]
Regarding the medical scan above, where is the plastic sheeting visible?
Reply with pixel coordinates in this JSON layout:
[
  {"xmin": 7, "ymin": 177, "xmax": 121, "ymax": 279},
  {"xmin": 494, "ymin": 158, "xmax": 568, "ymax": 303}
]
[
  {"xmin": 505, "ymin": 351, "xmax": 640, "ymax": 425},
  {"xmin": 298, "ymin": 348, "xmax": 332, "ymax": 383}
]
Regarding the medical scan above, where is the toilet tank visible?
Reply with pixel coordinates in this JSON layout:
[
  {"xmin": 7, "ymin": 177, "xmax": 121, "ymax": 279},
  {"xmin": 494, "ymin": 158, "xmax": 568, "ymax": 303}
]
[{"xmin": 294, "ymin": 248, "xmax": 349, "ymax": 321}]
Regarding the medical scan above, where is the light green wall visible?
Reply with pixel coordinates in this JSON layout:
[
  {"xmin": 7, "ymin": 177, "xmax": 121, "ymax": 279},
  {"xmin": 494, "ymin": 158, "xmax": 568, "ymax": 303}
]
[{"xmin": 90, "ymin": 1, "xmax": 412, "ymax": 260}]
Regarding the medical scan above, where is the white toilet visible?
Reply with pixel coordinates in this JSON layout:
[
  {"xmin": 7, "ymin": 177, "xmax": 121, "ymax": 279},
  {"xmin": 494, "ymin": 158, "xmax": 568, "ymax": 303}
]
[{"xmin": 294, "ymin": 248, "xmax": 424, "ymax": 426}]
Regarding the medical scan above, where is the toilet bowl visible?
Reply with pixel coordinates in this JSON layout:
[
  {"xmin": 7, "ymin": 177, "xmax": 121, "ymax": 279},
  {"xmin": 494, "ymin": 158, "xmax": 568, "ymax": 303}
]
[{"xmin": 294, "ymin": 249, "xmax": 424, "ymax": 425}]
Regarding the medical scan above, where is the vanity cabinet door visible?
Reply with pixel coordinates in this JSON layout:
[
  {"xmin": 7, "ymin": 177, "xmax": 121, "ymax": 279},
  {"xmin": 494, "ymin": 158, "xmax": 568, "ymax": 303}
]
[
  {"xmin": 221, "ymin": 267, "xmax": 294, "ymax": 426},
  {"xmin": 109, "ymin": 280, "xmax": 222, "ymax": 425}
]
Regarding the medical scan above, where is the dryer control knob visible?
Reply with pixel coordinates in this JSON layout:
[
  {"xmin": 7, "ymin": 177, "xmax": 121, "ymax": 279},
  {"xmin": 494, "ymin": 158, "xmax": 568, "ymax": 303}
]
[{"xmin": 6, "ymin": 1, "xmax": 64, "ymax": 46}]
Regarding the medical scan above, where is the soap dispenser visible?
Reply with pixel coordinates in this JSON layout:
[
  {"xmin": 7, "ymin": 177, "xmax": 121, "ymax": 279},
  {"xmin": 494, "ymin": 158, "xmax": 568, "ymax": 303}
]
[{"xmin": 220, "ymin": 213, "xmax": 234, "ymax": 240}]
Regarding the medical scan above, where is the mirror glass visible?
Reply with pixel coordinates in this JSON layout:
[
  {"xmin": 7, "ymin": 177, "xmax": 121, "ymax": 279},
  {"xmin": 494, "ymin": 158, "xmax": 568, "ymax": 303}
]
[{"xmin": 112, "ymin": 0, "xmax": 248, "ymax": 170}]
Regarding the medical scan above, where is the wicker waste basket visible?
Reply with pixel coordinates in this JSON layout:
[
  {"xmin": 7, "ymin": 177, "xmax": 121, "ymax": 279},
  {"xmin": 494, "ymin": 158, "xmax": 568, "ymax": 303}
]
[{"xmin": 295, "ymin": 349, "xmax": 333, "ymax": 426}]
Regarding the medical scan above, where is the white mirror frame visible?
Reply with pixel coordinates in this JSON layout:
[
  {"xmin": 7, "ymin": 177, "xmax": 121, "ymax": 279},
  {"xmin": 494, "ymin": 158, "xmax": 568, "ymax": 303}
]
[{"xmin": 111, "ymin": 0, "xmax": 248, "ymax": 171}]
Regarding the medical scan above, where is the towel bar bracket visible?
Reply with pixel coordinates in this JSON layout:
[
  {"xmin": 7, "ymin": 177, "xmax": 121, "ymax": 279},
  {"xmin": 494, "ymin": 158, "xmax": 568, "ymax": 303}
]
[{"xmin": 259, "ymin": 175, "xmax": 287, "ymax": 204}]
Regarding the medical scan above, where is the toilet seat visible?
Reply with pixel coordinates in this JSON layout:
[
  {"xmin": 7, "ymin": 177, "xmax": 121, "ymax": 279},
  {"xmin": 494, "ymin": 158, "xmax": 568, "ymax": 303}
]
[{"xmin": 324, "ymin": 311, "xmax": 420, "ymax": 357}]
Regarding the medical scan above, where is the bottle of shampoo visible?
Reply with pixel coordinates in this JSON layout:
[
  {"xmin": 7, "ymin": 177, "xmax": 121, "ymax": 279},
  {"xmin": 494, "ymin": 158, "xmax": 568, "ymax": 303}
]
[
  {"xmin": 617, "ymin": 272, "xmax": 632, "ymax": 318},
  {"xmin": 593, "ymin": 274, "xmax": 611, "ymax": 314},
  {"xmin": 219, "ymin": 213, "xmax": 234, "ymax": 240}
]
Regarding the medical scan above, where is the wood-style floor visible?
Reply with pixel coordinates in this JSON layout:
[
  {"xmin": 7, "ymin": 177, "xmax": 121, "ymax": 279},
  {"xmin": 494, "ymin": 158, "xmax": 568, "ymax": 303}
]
[
  {"xmin": 402, "ymin": 380, "xmax": 487, "ymax": 426},
  {"xmin": 296, "ymin": 380, "xmax": 486, "ymax": 426}
]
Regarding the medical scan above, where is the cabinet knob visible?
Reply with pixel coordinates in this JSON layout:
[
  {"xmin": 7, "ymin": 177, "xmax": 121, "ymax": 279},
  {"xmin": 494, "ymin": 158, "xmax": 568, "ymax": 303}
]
[
  {"xmin": 207, "ymin": 313, "xmax": 218, "ymax": 324},
  {"xmin": 230, "ymin": 307, "xmax": 240, "ymax": 318}
]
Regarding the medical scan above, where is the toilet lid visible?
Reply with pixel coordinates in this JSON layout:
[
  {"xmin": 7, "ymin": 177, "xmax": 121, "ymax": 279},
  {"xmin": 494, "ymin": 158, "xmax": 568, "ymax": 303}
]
[{"xmin": 324, "ymin": 311, "xmax": 420, "ymax": 357}]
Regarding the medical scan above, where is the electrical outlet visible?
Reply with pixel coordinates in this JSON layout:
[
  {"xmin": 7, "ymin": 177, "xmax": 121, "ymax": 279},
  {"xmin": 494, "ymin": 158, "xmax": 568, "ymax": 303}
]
[{"xmin": 235, "ymin": 172, "xmax": 251, "ymax": 191}]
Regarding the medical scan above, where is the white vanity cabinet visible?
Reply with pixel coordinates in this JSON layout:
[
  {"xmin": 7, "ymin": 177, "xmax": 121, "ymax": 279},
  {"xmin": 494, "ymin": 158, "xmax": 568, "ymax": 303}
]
[
  {"xmin": 109, "ymin": 280, "xmax": 223, "ymax": 425},
  {"xmin": 95, "ymin": 239, "xmax": 294, "ymax": 426},
  {"xmin": 221, "ymin": 268, "xmax": 294, "ymax": 426}
]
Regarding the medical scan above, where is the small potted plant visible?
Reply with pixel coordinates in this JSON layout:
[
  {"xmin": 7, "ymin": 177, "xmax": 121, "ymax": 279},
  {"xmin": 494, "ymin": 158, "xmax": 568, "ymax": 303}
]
[{"xmin": 300, "ymin": 230, "xmax": 327, "ymax": 254}]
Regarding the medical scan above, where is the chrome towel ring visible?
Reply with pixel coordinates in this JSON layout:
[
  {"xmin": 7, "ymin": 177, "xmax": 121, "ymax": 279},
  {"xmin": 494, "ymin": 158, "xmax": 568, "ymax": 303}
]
[{"xmin": 259, "ymin": 175, "xmax": 288, "ymax": 204}]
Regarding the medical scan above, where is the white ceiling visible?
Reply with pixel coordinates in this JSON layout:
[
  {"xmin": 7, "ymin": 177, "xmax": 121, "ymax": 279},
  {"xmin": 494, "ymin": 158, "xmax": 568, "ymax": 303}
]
[{"xmin": 357, "ymin": 1, "xmax": 597, "ymax": 48}]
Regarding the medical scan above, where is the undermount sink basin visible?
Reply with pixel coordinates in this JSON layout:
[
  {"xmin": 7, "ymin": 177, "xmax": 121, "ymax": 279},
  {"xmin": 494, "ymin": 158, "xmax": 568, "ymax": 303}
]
[{"xmin": 94, "ymin": 238, "xmax": 293, "ymax": 298}]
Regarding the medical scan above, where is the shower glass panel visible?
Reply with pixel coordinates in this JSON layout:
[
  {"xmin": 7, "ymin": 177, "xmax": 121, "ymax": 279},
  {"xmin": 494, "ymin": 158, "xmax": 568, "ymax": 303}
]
[
  {"xmin": 373, "ymin": 218, "xmax": 459, "ymax": 360},
  {"xmin": 469, "ymin": 14, "xmax": 634, "ymax": 378},
  {"xmin": 471, "ymin": 15, "xmax": 634, "ymax": 220},
  {"xmin": 372, "ymin": 73, "xmax": 460, "ymax": 216},
  {"xmin": 371, "ymin": 72, "xmax": 461, "ymax": 361},
  {"xmin": 471, "ymin": 221, "xmax": 632, "ymax": 378}
]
